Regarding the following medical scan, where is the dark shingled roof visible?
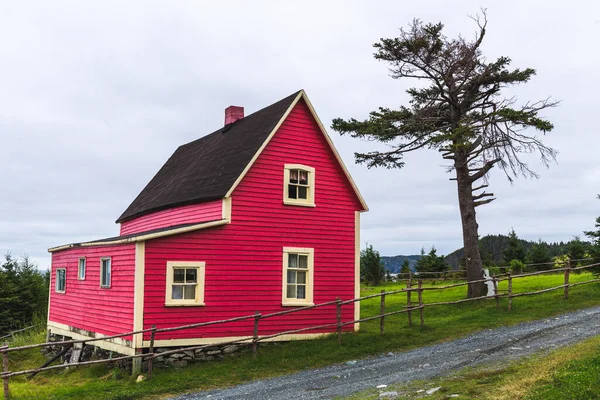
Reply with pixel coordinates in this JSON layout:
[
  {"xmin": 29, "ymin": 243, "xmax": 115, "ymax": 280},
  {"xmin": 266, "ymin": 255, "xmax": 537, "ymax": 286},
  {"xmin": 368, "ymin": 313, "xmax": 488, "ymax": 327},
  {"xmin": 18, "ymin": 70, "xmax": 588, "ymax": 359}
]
[{"xmin": 116, "ymin": 91, "xmax": 301, "ymax": 223}]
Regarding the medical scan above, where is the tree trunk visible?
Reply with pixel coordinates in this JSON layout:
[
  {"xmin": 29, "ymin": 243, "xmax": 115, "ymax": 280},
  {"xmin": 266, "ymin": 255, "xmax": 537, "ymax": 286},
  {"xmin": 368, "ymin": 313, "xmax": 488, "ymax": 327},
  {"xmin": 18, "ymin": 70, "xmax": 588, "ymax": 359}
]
[{"xmin": 455, "ymin": 155, "xmax": 487, "ymax": 298}]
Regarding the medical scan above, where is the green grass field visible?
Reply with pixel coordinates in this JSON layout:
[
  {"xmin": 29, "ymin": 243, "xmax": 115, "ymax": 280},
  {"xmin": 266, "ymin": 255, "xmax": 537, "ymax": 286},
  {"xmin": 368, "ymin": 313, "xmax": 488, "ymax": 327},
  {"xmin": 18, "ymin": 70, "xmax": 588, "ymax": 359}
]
[{"xmin": 2, "ymin": 272, "xmax": 599, "ymax": 400}]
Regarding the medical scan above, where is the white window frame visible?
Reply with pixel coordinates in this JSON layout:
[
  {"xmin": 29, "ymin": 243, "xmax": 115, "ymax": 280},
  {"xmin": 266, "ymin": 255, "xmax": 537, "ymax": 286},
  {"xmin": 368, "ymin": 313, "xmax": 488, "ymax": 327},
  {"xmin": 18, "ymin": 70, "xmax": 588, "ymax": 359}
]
[
  {"xmin": 282, "ymin": 247, "xmax": 314, "ymax": 306},
  {"xmin": 55, "ymin": 268, "xmax": 66, "ymax": 293},
  {"xmin": 78, "ymin": 257, "xmax": 86, "ymax": 280},
  {"xmin": 283, "ymin": 164, "xmax": 315, "ymax": 207},
  {"xmin": 165, "ymin": 261, "xmax": 206, "ymax": 306},
  {"xmin": 100, "ymin": 257, "xmax": 111, "ymax": 288}
]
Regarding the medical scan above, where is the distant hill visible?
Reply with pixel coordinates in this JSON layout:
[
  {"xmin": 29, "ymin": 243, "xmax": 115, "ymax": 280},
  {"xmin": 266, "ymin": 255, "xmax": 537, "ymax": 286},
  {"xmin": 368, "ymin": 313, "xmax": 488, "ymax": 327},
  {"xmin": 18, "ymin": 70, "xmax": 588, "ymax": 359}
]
[
  {"xmin": 381, "ymin": 255, "xmax": 421, "ymax": 273},
  {"xmin": 444, "ymin": 234, "xmax": 574, "ymax": 270}
]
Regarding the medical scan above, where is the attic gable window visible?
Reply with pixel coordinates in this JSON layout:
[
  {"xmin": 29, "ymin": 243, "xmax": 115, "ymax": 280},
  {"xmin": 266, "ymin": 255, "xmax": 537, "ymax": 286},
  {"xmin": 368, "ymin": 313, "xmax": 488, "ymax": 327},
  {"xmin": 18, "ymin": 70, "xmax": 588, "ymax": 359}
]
[
  {"xmin": 283, "ymin": 164, "xmax": 315, "ymax": 207},
  {"xmin": 165, "ymin": 261, "xmax": 206, "ymax": 306},
  {"xmin": 282, "ymin": 247, "xmax": 314, "ymax": 306}
]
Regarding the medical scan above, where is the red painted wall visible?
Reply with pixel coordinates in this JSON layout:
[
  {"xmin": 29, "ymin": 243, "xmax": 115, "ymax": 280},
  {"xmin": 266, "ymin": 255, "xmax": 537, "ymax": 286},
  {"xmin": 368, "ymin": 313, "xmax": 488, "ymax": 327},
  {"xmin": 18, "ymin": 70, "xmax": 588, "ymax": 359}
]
[
  {"xmin": 143, "ymin": 99, "xmax": 362, "ymax": 341},
  {"xmin": 120, "ymin": 199, "xmax": 223, "ymax": 236},
  {"xmin": 49, "ymin": 244, "xmax": 136, "ymax": 338}
]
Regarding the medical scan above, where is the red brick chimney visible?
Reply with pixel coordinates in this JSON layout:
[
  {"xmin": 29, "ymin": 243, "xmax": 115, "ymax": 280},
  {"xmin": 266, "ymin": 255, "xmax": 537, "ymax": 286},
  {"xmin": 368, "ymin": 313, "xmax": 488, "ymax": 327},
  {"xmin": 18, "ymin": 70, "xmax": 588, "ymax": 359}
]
[{"xmin": 225, "ymin": 106, "xmax": 244, "ymax": 125}]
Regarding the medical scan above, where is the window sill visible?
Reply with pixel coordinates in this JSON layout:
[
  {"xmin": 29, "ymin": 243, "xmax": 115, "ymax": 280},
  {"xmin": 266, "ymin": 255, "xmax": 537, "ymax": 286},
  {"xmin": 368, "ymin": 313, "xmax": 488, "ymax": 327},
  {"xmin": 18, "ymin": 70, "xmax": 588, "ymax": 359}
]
[
  {"xmin": 55, "ymin": 291, "xmax": 66, "ymax": 294},
  {"xmin": 165, "ymin": 302, "xmax": 206, "ymax": 307},
  {"xmin": 282, "ymin": 302, "xmax": 314, "ymax": 307},
  {"xmin": 100, "ymin": 286, "xmax": 111, "ymax": 289},
  {"xmin": 283, "ymin": 200, "xmax": 316, "ymax": 208}
]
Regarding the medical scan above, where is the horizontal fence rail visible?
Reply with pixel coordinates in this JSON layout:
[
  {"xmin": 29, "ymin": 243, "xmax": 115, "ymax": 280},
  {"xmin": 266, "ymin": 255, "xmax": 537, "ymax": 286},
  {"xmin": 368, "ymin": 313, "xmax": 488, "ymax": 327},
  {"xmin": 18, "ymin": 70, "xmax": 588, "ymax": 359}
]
[{"xmin": 1, "ymin": 260, "xmax": 599, "ymax": 399}]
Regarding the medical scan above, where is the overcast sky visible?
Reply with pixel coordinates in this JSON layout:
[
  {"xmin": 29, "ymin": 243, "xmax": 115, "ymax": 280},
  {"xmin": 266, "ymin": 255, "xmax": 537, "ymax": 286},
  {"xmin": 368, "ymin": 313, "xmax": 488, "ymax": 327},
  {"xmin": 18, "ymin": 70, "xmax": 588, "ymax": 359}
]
[{"xmin": 1, "ymin": 1, "xmax": 599, "ymax": 269}]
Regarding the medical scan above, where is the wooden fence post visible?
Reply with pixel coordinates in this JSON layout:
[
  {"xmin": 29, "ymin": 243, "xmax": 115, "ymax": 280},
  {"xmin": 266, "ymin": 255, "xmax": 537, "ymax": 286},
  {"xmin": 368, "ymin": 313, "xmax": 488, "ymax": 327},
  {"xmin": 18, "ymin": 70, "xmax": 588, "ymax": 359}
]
[
  {"xmin": 147, "ymin": 325, "xmax": 156, "ymax": 380},
  {"xmin": 3, "ymin": 342, "xmax": 9, "ymax": 400},
  {"xmin": 507, "ymin": 272, "xmax": 513, "ymax": 311},
  {"xmin": 336, "ymin": 298, "xmax": 342, "ymax": 345},
  {"xmin": 492, "ymin": 275, "xmax": 499, "ymax": 310},
  {"xmin": 407, "ymin": 276, "xmax": 413, "ymax": 326},
  {"xmin": 564, "ymin": 262, "xmax": 571, "ymax": 300},
  {"xmin": 380, "ymin": 290, "xmax": 385, "ymax": 336},
  {"xmin": 252, "ymin": 311, "xmax": 260, "ymax": 359},
  {"xmin": 418, "ymin": 280, "xmax": 424, "ymax": 327}
]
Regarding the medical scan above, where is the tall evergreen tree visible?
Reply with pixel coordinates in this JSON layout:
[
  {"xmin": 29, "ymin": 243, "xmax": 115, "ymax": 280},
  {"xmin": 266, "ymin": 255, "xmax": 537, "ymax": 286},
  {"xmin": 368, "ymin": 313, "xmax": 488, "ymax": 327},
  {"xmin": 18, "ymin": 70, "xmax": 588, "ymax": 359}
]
[
  {"xmin": 416, "ymin": 247, "xmax": 449, "ymax": 273},
  {"xmin": 503, "ymin": 229, "xmax": 527, "ymax": 264},
  {"xmin": 400, "ymin": 259, "xmax": 411, "ymax": 274},
  {"xmin": 567, "ymin": 236, "xmax": 588, "ymax": 266},
  {"xmin": 0, "ymin": 253, "xmax": 49, "ymax": 335},
  {"xmin": 360, "ymin": 244, "xmax": 385, "ymax": 285},
  {"xmin": 528, "ymin": 240, "xmax": 552, "ymax": 270},
  {"xmin": 331, "ymin": 12, "xmax": 557, "ymax": 297}
]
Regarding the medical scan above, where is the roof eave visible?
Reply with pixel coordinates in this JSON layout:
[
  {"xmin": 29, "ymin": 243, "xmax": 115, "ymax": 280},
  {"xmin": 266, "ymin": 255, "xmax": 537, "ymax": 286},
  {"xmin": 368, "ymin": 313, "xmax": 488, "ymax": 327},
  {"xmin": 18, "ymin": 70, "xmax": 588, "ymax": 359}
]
[{"xmin": 48, "ymin": 218, "xmax": 230, "ymax": 253}]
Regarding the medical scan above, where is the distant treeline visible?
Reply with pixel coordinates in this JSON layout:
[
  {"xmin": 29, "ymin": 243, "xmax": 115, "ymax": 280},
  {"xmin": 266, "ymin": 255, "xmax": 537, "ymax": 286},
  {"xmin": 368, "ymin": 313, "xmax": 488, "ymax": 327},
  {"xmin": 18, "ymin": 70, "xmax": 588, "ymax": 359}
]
[
  {"xmin": 444, "ymin": 233, "xmax": 594, "ymax": 270},
  {"xmin": 382, "ymin": 233, "xmax": 599, "ymax": 273},
  {"xmin": 0, "ymin": 253, "xmax": 49, "ymax": 336}
]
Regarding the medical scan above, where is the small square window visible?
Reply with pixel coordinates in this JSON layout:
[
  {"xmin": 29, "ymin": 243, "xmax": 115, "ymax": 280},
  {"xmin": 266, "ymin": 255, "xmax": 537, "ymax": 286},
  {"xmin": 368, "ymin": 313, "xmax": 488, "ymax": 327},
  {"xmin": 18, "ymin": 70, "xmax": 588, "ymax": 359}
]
[
  {"xmin": 283, "ymin": 164, "xmax": 315, "ymax": 207},
  {"xmin": 100, "ymin": 258, "xmax": 111, "ymax": 288},
  {"xmin": 78, "ymin": 258, "xmax": 86, "ymax": 280},
  {"xmin": 165, "ymin": 262, "xmax": 206, "ymax": 306},
  {"xmin": 55, "ymin": 269, "xmax": 66, "ymax": 293}
]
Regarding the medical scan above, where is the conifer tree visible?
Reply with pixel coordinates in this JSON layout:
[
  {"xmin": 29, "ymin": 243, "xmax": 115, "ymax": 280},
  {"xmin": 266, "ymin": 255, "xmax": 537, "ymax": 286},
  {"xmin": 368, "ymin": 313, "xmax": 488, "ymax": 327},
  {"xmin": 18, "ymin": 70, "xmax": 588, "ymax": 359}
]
[
  {"xmin": 503, "ymin": 229, "xmax": 527, "ymax": 264},
  {"xmin": 360, "ymin": 244, "xmax": 385, "ymax": 285},
  {"xmin": 528, "ymin": 240, "xmax": 552, "ymax": 270},
  {"xmin": 332, "ymin": 11, "xmax": 557, "ymax": 297}
]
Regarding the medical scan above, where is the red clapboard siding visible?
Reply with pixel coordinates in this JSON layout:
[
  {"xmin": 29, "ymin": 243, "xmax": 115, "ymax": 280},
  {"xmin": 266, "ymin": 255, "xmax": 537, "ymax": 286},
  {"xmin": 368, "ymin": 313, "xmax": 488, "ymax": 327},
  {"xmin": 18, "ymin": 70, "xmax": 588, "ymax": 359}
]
[
  {"xmin": 120, "ymin": 199, "xmax": 223, "ymax": 235},
  {"xmin": 144, "ymin": 99, "xmax": 362, "ymax": 340},
  {"xmin": 49, "ymin": 244, "xmax": 136, "ymax": 338}
]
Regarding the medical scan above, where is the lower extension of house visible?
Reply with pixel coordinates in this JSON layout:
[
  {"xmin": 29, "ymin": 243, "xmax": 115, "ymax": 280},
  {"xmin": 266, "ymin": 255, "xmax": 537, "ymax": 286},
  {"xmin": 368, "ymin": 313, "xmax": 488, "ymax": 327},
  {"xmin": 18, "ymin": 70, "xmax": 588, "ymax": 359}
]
[{"xmin": 47, "ymin": 90, "xmax": 368, "ymax": 368}]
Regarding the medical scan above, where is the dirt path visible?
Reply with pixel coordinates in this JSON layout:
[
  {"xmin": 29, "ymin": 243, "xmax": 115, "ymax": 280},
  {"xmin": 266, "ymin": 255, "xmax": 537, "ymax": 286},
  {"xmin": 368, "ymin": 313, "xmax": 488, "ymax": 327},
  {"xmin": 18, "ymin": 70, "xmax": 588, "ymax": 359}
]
[{"xmin": 171, "ymin": 306, "xmax": 600, "ymax": 400}]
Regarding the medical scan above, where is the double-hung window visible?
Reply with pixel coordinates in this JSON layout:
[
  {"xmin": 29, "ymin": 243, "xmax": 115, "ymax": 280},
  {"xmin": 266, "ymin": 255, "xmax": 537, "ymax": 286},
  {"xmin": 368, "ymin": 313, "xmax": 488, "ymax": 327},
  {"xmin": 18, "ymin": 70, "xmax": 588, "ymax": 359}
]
[
  {"xmin": 282, "ymin": 247, "xmax": 314, "ymax": 306},
  {"xmin": 78, "ymin": 258, "xmax": 86, "ymax": 280},
  {"xmin": 55, "ymin": 268, "xmax": 66, "ymax": 293},
  {"xmin": 100, "ymin": 258, "xmax": 111, "ymax": 288},
  {"xmin": 283, "ymin": 164, "xmax": 315, "ymax": 207},
  {"xmin": 165, "ymin": 261, "xmax": 206, "ymax": 306}
]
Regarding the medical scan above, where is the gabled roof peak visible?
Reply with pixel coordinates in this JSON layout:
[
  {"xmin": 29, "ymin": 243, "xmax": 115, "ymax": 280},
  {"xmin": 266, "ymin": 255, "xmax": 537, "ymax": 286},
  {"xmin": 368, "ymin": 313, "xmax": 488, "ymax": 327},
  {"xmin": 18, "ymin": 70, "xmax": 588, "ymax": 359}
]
[
  {"xmin": 117, "ymin": 90, "xmax": 303, "ymax": 223},
  {"xmin": 117, "ymin": 89, "xmax": 366, "ymax": 223}
]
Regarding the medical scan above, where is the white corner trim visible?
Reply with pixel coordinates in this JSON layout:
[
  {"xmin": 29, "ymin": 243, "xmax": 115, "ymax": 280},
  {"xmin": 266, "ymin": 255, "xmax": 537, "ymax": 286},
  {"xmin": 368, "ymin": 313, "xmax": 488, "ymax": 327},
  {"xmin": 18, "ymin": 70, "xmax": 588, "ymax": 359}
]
[
  {"xmin": 222, "ymin": 196, "xmax": 232, "ymax": 221},
  {"xmin": 133, "ymin": 241, "xmax": 145, "ymax": 349},
  {"xmin": 354, "ymin": 211, "xmax": 361, "ymax": 331}
]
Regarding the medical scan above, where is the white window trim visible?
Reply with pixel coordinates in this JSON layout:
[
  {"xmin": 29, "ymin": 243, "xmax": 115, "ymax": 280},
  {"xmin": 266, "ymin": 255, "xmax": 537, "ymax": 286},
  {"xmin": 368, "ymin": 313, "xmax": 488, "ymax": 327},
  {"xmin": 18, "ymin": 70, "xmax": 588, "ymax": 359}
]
[
  {"xmin": 100, "ymin": 257, "xmax": 111, "ymax": 289},
  {"xmin": 78, "ymin": 257, "xmax": 86, "ymax": 280},
  {"xmin": 282, "ymin": 247, "xmax": 314, "ymax": 307},
  {"xmin": 283, "ymin": 164, "xmax": 315, "ymax": 207},
  {"xmin": 165, "ymin": 261, "xmax": 206, "ymax": 307},
  {"xmin": 55, "ymin": 268, "xmax": 66, "ymax": 294}
]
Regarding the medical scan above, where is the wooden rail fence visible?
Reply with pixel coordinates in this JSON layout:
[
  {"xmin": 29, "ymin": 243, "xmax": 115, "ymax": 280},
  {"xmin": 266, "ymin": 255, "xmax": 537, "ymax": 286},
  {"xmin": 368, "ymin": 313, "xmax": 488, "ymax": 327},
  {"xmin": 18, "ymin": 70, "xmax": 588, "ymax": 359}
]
[{"xmin": 1, "ymin": 261, "xmax": 599, "ymax": 399}]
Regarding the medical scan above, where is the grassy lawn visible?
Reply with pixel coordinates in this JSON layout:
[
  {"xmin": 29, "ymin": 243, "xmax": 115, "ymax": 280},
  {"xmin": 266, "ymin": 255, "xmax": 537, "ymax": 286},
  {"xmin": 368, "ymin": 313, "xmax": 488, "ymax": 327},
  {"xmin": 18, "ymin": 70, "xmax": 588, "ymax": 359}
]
[
  {"xmin": 2, "ymin": 272, "xmax": 599, "ymax": 399},
  {"xmin": 343, "ymin": 334, "xmax": 600, "ymax": 399}
]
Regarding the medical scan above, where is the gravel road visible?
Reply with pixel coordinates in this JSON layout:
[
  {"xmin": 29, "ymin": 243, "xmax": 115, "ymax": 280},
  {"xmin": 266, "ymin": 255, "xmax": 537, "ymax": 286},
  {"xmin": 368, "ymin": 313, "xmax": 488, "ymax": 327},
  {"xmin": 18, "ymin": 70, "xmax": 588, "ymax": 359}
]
[{"xmin": 171, "ymin": 306, "xmax": 600, "ymax": 400}]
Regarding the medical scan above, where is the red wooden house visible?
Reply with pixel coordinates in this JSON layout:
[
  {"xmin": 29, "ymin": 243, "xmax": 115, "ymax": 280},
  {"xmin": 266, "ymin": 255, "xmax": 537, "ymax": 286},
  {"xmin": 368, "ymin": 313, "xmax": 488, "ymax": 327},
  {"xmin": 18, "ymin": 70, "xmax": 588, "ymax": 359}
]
[{"xmin": 47, "ymin": 90, "xmax": 368, "ymax": 361}]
